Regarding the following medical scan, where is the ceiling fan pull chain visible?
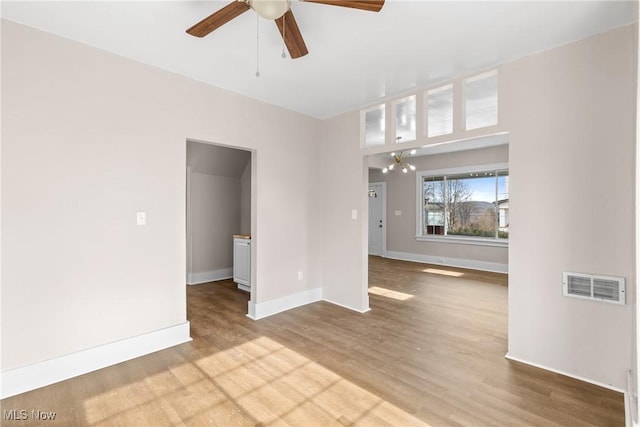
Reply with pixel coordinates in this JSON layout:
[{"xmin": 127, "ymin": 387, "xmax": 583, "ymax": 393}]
[
  {"xmin": 255, "ymin": 13, "xmax": 260, "ymax": 77},
  {"xmin": 281, "ymin": 13, "xmax": 286, "ymax": 59}
]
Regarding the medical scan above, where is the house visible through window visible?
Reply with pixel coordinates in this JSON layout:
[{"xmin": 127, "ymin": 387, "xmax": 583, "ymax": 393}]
[{"xmin": 420, "ymin": 166, "xmax": 508, "ymax": 241}]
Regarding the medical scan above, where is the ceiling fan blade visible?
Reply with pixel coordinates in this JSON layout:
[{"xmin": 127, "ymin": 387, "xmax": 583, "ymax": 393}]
[
  {"xmin": 302, "ymin": 0, "xmax": 384, "ymax": 12},
  {"xmin": 275, "ymin": 10, "xmax": 309, "ymax": 59},
  {"xmin": 186, "ymin": 1, "xmax": 251, "ymax": 37}
]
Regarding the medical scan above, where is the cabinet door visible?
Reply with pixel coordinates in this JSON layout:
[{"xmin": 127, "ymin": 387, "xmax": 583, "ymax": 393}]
[{"xmin": 233, "ymin": 239, "xmax": 251, "ymax": 285}]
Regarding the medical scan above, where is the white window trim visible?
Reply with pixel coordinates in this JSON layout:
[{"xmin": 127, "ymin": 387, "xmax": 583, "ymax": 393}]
[
  {"xmin": 415, "ymin": 234, "xmax": 508, "ymax": 248},
  {"xmin": 415, "ymin": 162, "xmax": 509, "ymax": 247}
]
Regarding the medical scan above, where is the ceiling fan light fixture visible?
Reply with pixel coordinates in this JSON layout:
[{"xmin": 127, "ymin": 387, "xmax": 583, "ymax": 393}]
[{"xmin": 251, "ymin": 0, "xmax": 290, "ymax": 20}]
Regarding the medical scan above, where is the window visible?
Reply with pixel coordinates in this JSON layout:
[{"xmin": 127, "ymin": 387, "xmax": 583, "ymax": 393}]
[
  {"xmin": 393, "ymin": 95, "xmax": 416, "ymax": 142},
  {"xmin": 426, "ymin": 84, "xmax": 453, "ymax": 137},
  {"xmin": 465, "ymin": 70, "xmax": 498, "ymax": 130},
  {"xmin": 362, "ymin": 104, "xmax": 386, "ymax": 147},
  {"xmin": 418, "ymin": 164, "xmax": 508, "ymax": 244},
  {"xmin": 362, "ymin": 70, "xmax": 499, "ymax": 149}
]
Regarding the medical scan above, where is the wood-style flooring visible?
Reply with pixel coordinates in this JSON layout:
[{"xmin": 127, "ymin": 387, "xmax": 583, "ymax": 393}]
[{"xmin": 1, "ymin": 256, "xmax": 624, "ymax": 426}]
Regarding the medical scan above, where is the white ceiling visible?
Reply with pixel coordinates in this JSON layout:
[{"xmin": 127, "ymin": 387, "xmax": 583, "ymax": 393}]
[{"xmin": 1, "ymin": 1, "xmax": 636, "ymax": 119}]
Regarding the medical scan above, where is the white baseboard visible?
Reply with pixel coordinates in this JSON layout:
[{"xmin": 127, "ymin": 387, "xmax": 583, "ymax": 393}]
[
  {"xmin": 247, "ymin": 288, "xmax": 323, "ymax": 320},
  {"xmin": 384, "ymin": 250, "xmax": 508, "ymax": 274},
  {"xmin": 1, "ymin": 322, "xmax": 192, "ymax": 399},
  {"xmin": 504, "ymin": 352, "xmax": 623, "ymax": 393},
  {"xmin": 187, "ymin": 268, "xmax": 233, "ymax": 285},
  {"xmin": 322, "ymin": 297, "xmax": 371, "ymax": 314},
  {"xmin": 626, "ymin": 370, "xmax": 637, "ymax": 427}
]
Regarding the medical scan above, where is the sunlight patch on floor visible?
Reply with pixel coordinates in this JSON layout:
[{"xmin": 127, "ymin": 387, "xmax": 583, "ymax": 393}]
[
  {"xmin": 422, "ymin": 268, "xmax": 465, "ymax": 277},
  {"xmin": 82, "ymin": 369, "xmax": 189, "ymax": 426},
  {"xmin": 193, "ymin": 336, "xmax": 429, "ymax": 425},
  {"xmin": 83, "ymin": 336, "xmax": 430, "ymax": 426},
  {"xmin": 368, "ymin": 286, "xmax": 414, "ymax": 301}
]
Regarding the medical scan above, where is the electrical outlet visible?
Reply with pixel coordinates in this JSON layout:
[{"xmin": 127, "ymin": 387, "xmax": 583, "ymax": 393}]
[{"xmin": 298, "ymin": 271, "xmax": 303, "ymax": 280}]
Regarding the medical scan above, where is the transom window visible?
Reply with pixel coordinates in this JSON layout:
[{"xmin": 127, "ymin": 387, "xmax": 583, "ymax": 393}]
[
  {"xmin": 417, "ymin": 164, "xmax": 508, "ymax": 244},
  {"xmin": 362, "ymin": 103, "xmax": 386, "ymax": 147},
  {"xmin": 360, "ymin": 69, "xmax": 498, "ymax": 146},
  {"xmin": 465, "ymin": 71, "xmax": 498, "ymax": 130},
  {"xmin": 426, "ymin": 84, "xmax": 453, "ymax": 137},
  {"xmin": 393, "ymin": 95, "xmax": 416, "ymax": 142}
]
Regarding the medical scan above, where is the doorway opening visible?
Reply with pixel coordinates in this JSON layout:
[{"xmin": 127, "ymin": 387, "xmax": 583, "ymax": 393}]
[
  {"xmin": 186, "ymin": 140, "xmax": 254, "ymax": 304},
  {"xmin": 368, "ymin": 182, "xmax": 386, "ymax": 256}
]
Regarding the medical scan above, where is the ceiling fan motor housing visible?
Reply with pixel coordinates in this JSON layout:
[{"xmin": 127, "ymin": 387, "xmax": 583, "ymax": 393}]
[{"xmin": 250, "ymin": 0, "xmax": 291, "ymax": 20}]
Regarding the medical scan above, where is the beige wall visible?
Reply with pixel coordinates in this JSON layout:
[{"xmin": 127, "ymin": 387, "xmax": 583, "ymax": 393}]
[
  {"xmin": 1, "ymin": 20, "xmax": 322, "ymax": 371},
  {"xmin": 369, "ymin": 145, "xmax": 509, "ymax": 270},
  {"xmin": 320, "ymin": 112, "xmax": 370, "ymax": 312},
  {"xmin": 190, "ymin": 172, "xmax": 240, "ymax": 274},
  {"xmin": 502, "ymin": 25, "xmax": 635, "ymax": 389},
  {"xmin": 636, "ymin": 2, "xmax": 640, "ymax": 412},
  {"xmin": 240, "ymin": 161, "xmax": 251, "ymax": 235}
]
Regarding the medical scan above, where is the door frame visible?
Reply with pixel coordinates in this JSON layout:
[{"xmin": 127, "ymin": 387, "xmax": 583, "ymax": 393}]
[
  {"xmin": 185, "ymin": 139, "xmax": 255, "ymax": 308},
  {"xmin": 368, "ymin": 181, "xmax": 387, "ymax": 257}
]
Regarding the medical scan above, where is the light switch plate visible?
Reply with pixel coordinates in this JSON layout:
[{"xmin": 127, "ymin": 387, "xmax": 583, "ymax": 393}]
[
  {"xmin": 395, "ymin": 210, "xmax": 402, "ymax": 216},
  {"xmin": 136, "ymin": 211, "xmax": 147, "ymax": 226},
  {"xmin": 351, "ymin": 210, "xmax": 358, "ymax": 220}
]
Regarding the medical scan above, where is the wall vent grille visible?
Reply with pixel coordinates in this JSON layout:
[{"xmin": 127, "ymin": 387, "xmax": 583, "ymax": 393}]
[{"xmin": 563, "ymin": 272, "xmax": 625, "ymax": 305}]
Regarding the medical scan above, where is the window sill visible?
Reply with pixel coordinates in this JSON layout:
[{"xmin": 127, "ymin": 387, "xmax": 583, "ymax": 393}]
[{"xmin": 415, "ymin": 235, "xmax": 508, "ymax": 248}]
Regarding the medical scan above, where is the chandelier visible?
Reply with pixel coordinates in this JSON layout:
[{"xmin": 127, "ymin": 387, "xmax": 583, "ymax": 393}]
[{"xmin": 382, "ymin": 137, "xmax": 416, "ymax": 174}]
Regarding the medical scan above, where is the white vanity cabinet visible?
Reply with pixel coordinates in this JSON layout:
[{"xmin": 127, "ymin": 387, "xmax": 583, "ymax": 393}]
[{"xmin": 233, "ymin": 235, "xmax": 251, "ymax": 292}]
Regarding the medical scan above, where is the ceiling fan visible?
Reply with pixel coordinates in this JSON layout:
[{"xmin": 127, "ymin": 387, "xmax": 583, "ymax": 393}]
[{"xmin": 186, "ymin": 0, "xmax": 385, "ymax": 59}]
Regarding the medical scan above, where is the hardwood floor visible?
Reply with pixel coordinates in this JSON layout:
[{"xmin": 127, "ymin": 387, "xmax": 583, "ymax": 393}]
[{"xmin": 1, "ymin": 257, "xmax": 624, "ymax": 426}]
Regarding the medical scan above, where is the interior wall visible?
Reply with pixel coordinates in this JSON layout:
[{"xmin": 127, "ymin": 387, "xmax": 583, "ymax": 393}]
[
  {"xmin": 635, "ymin": 3, "xmax": 640, "ymax": 417},
  {"xmin": 368, "ymin": 144, "xmax": 509, "ymax": 271},
  {"xmin": 502, "ymin": 24, "xmax": 635, "ymax": 390},
  {"xmin": 320, "ymin": 112, "xmax": 370, "ymax": 312},
  {"xmin": 189, "ymin": 172, "xmax": 240, "ymax": 277},
  {"xmin": 240, "ymin": 161, "xmax": 251, "ymax": 235},
  {"xmin": 1, "ymin": 20, "xmax": 322, "ymax": 372}
]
